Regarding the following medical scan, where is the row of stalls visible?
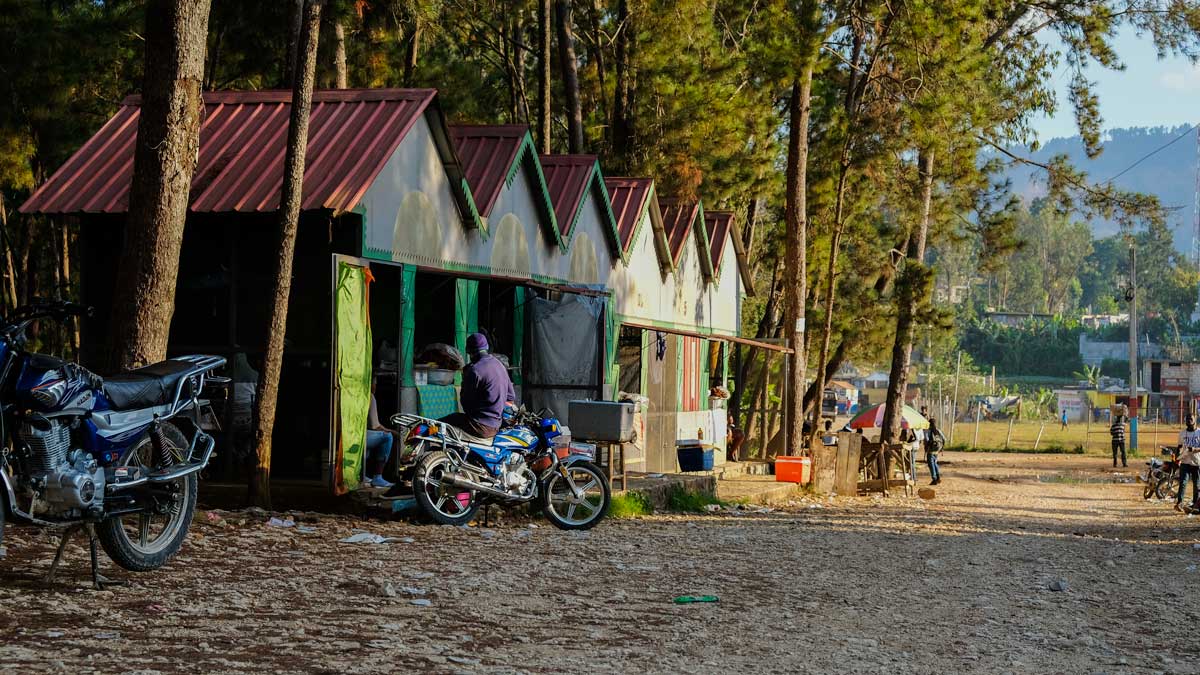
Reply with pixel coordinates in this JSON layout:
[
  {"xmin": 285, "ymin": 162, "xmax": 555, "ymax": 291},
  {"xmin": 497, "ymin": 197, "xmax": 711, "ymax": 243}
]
[{"xmin": 21, "ymin": 87, "xmax": 762, "ymax": 492}]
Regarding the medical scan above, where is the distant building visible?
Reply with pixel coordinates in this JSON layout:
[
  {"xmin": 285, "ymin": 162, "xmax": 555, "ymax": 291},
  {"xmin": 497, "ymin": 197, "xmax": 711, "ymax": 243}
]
[
  {"xmin": 983, "ymin": 310, "xmax": 1053, "ymax": 327},
  {"xmin": 1079, "ymin": 313, "xmax": 1128, "ymax": 329}
]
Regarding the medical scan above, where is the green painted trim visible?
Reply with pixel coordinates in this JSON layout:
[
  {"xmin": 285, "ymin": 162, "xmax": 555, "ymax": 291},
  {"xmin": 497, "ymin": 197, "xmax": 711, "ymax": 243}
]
[
  {"xmin": 676, "ymin": 334, "xmax": 684, "ymax": 413},
  {"xmin": 461, "ymin": 178, "xmax": 488, "ymax": 239},
  {"xmin": 639, "ymin": 329, "xmax": 649, "ymax": 396},
  {"xmin": 700, "ymin": 338, "xmax": 710, "ymax": 410},
  {"xmin": 583, "ymin": 161, "xmax": 625, "ymax": 263},
  {"xmin": 509, "ymin": 133, "xmax": 566, "ymax": 252},
  {"xmin": 454, "ymin": 278, "xmax": 479, "ymax": 385},
  {"xmin": 400, "ymin": 265, "xmax": 417, "ymax": 387},
  {"xmin": 512, "ymin": 288, "xmax": 525, "ymax": 386},
  {"xmin": 690, "ymin": 200, "xmax": 715, "ymax": 282}
]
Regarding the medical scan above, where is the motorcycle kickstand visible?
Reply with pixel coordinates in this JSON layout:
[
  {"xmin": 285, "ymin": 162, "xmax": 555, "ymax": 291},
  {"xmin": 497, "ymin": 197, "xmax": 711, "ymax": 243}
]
[
  {"xmin": 482, "ymin": 505, "xmax": 491, "ymax": 528},
  {"xmin": 44, "ymin": 524, "xmax": 125, "ymax": 590},
  {"xmin": 85, "ymin": 524, "xmax": 124, "ymax": 591},
  {"xmin": 45, "ymin": 524, "xmax": 82, "ymax": 584}
]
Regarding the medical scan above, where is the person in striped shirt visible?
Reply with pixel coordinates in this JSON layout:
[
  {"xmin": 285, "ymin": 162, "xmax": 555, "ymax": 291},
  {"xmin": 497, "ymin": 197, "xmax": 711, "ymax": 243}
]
[{"xmin": 1109, "ymin": 414, "xmax": 1126, "ymax": 468}]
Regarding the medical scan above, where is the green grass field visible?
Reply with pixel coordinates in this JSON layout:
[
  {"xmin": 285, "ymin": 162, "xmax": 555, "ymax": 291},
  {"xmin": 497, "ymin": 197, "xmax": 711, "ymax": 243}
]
[{"xmin": 941, "ymin": 419, "xmax": 1185, "ymax": 455}]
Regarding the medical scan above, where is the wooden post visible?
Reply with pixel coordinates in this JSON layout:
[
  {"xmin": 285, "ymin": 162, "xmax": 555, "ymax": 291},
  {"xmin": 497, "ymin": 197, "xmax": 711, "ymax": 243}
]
[
  {"xmin": 1004, "ymin": 414, "xmax": 1014, "ymax": 449},
  {"xmin": 1086, "ymin": 404, "xmax": 1091, "ymax": 453},
  {"xmin": 973, "ymin": 402, "xmax": 981, "ymax": 449},
  {"xmin": 950, "ymin": 352, "xmax": 962, "ymax": 444},
  {"xmin": 1034, "ymin": 422, "xmax": 1045, "ymax": 450}
]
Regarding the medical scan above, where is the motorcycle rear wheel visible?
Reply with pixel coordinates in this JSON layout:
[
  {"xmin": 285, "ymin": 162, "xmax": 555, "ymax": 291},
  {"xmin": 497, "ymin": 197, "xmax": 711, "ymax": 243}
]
[
  {"xmin": 413, "ymin": 451, "xmax": 480, "ymax": 526},
  {"xmin": 96, "ymin": 423, "xmax": 197, "ymax": 572},
  {"xmin": 541, "ymin": 461, "xmax": 610, "ymax": 530}
]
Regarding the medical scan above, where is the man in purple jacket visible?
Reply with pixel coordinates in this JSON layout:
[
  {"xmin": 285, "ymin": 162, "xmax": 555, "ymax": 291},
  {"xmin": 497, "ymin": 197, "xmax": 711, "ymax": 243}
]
[{"xmin": 440, "ymin": 333, "xmax": 516, "ymax": 439}]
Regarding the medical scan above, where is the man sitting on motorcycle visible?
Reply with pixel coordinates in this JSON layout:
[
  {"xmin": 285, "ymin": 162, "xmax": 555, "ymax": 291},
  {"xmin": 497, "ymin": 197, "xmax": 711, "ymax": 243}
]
[{"xmin": 440, "ymin": 332, "xmax": 516, "ymax": 440}]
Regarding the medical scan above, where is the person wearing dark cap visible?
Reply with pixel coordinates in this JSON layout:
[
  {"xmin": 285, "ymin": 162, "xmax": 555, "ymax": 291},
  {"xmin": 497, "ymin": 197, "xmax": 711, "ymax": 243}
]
[{"xmin": 440, "ymin": 332, "xmax": 516, "ymax": 439}]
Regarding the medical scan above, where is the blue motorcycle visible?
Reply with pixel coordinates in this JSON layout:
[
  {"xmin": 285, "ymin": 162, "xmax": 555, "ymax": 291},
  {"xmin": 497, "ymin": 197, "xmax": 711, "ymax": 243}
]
[
  {"xmin": 391, "ymin": 407, "xmax": 610, "ymax": 530},
  {"xmin": 0, "ymin": 301, "xmax": 226, "ymax": 587}
]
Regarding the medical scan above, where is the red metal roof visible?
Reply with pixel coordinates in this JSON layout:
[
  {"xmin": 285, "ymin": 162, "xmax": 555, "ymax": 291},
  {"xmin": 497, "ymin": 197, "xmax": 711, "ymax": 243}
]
[
  {"xmin": 605, "ymin": 177, "xmax": 653, "ymax": 252},
  {"xmin": 539, "ymin": 154, "xmax": 596, "ymax": 239},
  {"xmin": 448, "ymin": 125, "xmax": 528, "ymax": 217},
  {"xmin": 21, "ymin": 88, "xmax": 438, "ymax": 215},
  {"xmin": 705, "ymin": 211, "xmax": 734, "ymax": 274},
  {"xmin": 659, "ymin": 198, "xmax": 701, "ymax": 266}
]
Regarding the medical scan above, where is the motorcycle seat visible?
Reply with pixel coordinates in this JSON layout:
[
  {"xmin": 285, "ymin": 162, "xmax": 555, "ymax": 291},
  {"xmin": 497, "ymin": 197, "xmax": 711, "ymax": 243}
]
[
  {"xmin": 103, "ymin": 359, "xmax": 195, "ymax": 411},
  {"xmin": 456, "ymin": 429, "xmax": 495, "ymax": 446}
]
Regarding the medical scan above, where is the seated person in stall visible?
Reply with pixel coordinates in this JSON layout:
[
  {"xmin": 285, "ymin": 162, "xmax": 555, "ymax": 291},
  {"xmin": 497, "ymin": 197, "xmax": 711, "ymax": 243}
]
[
  {"xmin": 440, "ymin": 333, "xmax": 516, "ymax": 440},
  {"xmin": 364, "ymin": 374, "xmax": 398, "ymax": 489}
]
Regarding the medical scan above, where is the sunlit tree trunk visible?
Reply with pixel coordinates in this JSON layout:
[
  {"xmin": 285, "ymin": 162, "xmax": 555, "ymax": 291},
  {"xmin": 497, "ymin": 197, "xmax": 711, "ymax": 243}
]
[
  {"xmin": 251, "ymin": 0, "xmax": 323, "ymax": 508},
  {"xmin": 107, "ymin": 0, "xmax": 212, "ymax": 372}
]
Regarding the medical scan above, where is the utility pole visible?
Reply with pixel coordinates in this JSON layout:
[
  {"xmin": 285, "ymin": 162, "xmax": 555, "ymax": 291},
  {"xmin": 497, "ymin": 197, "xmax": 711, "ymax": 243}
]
[{"xmin": 1129, "ymin": 244, "xmax": 1138, "ymax": 453}]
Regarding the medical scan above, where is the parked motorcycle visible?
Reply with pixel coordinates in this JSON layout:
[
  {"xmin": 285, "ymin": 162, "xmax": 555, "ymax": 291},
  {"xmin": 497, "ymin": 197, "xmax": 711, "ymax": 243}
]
[
  {"xmin": 390, "ymin": 407, "xmax": 610, "ymax": 530},
  {"xmin": 0, "ymin": 301, "xmax": 226, "ymax": 587},
  {"xmin": 1143, "ymin": 446, "xmax": 1181, "ymax": 500}
]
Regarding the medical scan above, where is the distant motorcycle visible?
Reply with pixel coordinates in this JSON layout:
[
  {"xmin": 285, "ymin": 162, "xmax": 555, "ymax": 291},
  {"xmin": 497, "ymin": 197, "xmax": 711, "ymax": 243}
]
[
  {"xmin": 1143, "ymin": 446, "xmax": 1180, "ymax": 500},
  {"xmin": 0, "ymin": 301, "xmax": 226, "ymax": 587},
  {"xmin": 391, "ymin": 407, "xmax": 610, "ymax": 530}
]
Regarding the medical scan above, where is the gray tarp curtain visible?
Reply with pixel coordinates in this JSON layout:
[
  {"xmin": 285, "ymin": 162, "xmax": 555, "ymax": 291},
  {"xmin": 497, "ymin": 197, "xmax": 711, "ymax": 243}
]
[{"xmin": 526, "ymin": 293, "xmax": 604, "ymax": 427}]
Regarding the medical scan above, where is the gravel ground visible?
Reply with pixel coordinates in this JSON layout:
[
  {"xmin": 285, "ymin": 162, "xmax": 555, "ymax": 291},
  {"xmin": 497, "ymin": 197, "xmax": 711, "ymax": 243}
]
[{"xmin": 2, "ymin": 451, "xmax": 1200, "ymax": 674}]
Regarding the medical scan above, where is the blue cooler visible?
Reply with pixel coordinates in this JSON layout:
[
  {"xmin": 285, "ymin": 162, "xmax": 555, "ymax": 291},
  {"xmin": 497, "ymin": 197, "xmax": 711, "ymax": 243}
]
[{"xmin": 676, "ymin": 440, "xmax": 715, "ymax": 472}]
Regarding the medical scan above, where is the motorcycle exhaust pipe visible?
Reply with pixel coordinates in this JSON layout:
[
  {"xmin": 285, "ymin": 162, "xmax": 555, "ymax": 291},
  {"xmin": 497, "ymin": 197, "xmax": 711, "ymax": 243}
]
[{"xmin": 442, "ymin": 473, "xmax": 533, "ymax": 501}]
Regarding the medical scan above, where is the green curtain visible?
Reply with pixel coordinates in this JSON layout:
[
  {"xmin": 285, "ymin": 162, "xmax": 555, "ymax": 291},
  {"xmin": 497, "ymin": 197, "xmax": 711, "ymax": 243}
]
[
  {"xmin": 335, "ymin": 261, "xmax": 373, "ymax": 493},
  {"xmin": 454, "ymin": 278, "xmax": 479, "ymax": 384},
  {"xmin": 400, "ymin": 265, "xmax": 416, "ymax": 387},
  {"xmin": 604, "ymin": 296, "xmax": 618, "ymax": 395}
]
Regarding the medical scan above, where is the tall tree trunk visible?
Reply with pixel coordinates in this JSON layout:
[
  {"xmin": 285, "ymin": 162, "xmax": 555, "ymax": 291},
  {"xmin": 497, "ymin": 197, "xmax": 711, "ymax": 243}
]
[
  {"xmin": 810, "ymin": 158, "xmax": 852, "ymax": 427},
  {"xmin": 206, "ymin": 23, "xmax": 224, "ymax": 90},
  {"xmin": 283, "ymin": 0, "xmax": 304, "ymax": 87},
  {"xmin": 783, "ymin": 71, "xmax": 812, "ymax": 455},
  {"xmin": 611, "ymin": 0, "xmax": 634, "ymax": 164},
  {"xmin": 743, "ymin": 196, "xmax": 760, "ymax": 274},
  {"xmin": 107, "ymin": 0, "xmax": 212, "ymax": 373},
  {"xmin": 881, "ymin": 149, "xmax": 935, "ymax": 444},
  {"xmin": 555, "ymin": 0, "xmax": 583, "ymax": 153},
  {"xmin": 332, "ymin": 18, "xmax": 348, "ymax": 88},
  {"xmin": 60, "ymin": 220, "xmax": 79, "ymax": 356},
  {"xmin": 537, "ymin": 0, "xmax": 552, "ymax": 153},
  {"xmin": 403, "ymin": 18, "xmax": 421, "ymax": 87},
  {"xmin": 585, "ymin": 0, "xmax": 607, "ymax": 122},
  {"xmin": 513, "ymin": 10, "xmax": 529, "ymax": 123},
  {"xmin": 251, "ymin": 0, "xmax": 323, "ymax": 509},
  {"xmin": 0, "ymin": 195, "xmax": 17, "ymax": 312}
]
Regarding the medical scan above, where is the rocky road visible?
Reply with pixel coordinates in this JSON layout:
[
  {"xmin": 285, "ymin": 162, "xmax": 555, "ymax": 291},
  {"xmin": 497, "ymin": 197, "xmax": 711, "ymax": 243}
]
[{"xmin": 2, "ymin": 451, "xmax": 1199, "ymax": 674}]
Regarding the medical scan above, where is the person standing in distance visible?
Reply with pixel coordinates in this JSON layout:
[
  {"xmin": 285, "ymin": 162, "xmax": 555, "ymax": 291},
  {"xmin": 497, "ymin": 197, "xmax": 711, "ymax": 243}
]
[
  {"xmin": 1176, "ymin": 415, "xmax": 1200, "ymax": 513},
  {"xmin": 1109, "ymin": 413, "xmax": 1127, "ymax": 468}
]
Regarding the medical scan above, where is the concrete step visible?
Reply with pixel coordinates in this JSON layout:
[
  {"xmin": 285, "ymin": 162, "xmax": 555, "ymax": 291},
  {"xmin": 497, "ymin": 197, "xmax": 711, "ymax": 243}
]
[{"xmin": 716, "ymin": 474, "xmax": 805, "ymax": 505}]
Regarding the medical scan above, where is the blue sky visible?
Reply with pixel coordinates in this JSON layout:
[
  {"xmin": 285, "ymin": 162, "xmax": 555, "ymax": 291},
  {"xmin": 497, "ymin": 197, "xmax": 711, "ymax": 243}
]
[{"xmin": 1033, "ymin": 29, "xmax": 1200, "ymax": 142}]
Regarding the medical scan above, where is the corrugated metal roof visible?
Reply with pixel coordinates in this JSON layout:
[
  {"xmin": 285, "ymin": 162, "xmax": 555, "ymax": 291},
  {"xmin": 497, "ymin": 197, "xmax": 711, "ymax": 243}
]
[
  {"xmin": 540, "ymin": 154, "xmax": 596, "ymax": 239},
  {"xmin": 605, "ymin": 177, "xmax": 653, "ymax": 253},
  {"xmin": 704, "ymin": 210, "xmax": 734, "ymax": 274},
  {"xmin": 659, "ymin": 198, "xmax": 701, "ymax": 266},
  {"xmin": 21, "ymin": 88, "xmax": 438, "ymax": 215},
  {"xmin": 448, "ymin": 125, "xmax": 528, "ymax": 218}
]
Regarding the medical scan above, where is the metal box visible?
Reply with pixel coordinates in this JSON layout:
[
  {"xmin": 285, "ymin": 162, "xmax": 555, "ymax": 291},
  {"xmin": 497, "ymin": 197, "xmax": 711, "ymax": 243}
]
[{"xmin": 568, "ymin": 400, "xmax": 636, "ymax": 442}]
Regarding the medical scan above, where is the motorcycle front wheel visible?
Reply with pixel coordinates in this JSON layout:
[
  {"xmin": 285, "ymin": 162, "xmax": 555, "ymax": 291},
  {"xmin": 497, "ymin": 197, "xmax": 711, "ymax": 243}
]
[
  {"xmin": 541, "ymin": 461, "xmax": 610, "ymax": 530},
  {"xmin": 413, "ymin": 451, "xmax": 480, "ymax": 526},
  {"xmin": 96, "ymin": 422, "xmax": 198, "ymax": 572},
  {"xmin": 1143, "ymin": 472, "xmax": 1158, "ymax": 499},
  {"xmin": 1156, "ymin": 474, "xmax": 1181, "ymax": 500}
]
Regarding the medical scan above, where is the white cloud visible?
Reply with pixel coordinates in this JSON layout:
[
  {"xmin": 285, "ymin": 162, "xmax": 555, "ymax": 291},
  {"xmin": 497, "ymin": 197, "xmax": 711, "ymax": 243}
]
[{"xmin": 1157, "ymin": 64, "xmax": 1200, "ymax": 92}]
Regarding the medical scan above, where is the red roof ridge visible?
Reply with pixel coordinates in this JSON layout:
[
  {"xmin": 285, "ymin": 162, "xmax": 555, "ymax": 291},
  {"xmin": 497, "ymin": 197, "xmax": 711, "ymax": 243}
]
[{"xmin": 121, "ymin": 88, "xmax": 438, "ymax": 107}]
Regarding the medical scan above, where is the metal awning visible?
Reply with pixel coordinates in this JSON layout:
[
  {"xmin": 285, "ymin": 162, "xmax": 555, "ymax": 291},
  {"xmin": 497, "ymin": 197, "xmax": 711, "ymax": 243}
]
[{"xmin": 620, "ymin": 320, "xmax": 792, "ymax": 353}]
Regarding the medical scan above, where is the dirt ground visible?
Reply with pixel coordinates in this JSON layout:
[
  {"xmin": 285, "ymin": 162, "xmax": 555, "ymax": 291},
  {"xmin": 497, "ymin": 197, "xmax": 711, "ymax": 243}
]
[{"xmin": 2, "ymin": 451, "xmax": 1200, "ymax": 674}]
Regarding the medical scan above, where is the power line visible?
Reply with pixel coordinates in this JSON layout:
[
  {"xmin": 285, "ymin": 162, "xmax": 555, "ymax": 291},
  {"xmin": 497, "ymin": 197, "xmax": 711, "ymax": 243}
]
[{"xmin": 1107, "ymin": 123, "xmax": 1200, "ymax": 183}]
